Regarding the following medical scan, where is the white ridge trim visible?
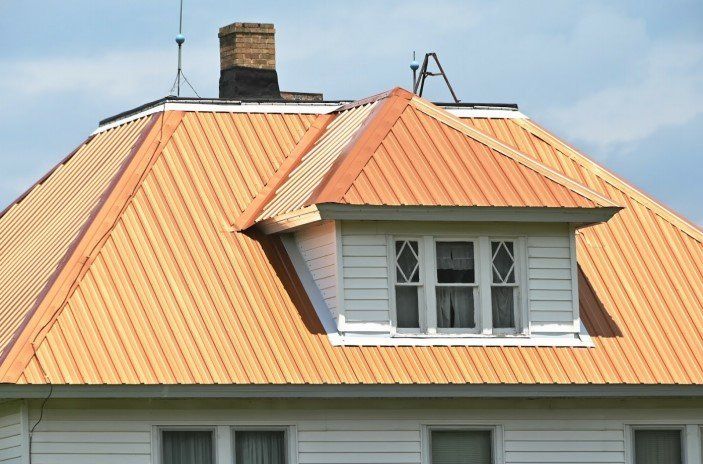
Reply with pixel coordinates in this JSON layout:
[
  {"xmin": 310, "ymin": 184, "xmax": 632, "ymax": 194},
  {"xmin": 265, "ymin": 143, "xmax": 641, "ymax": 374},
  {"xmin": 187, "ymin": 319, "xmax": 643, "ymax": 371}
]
[
  {"xmin": 446, "ymin": 108, "xmax": 528, "ymax": 119},
  {"xmin": 93, "ymin": 102, "xmax": 527, "ymax": 134},
  {"xmin": 93, "ymin": 101, "xmax": 342, "ymax": 134}
]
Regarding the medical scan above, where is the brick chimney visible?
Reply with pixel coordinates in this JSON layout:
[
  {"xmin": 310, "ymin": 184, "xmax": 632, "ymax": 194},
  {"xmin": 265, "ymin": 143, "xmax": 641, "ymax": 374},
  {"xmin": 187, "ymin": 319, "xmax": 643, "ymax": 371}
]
[
  {"xmin": 218, "ymin": 22, "xmax": 323, "ymax": 101},
  {"xmin": 219, "ymin": 23, "xmax": 280, "ymax": 99}
]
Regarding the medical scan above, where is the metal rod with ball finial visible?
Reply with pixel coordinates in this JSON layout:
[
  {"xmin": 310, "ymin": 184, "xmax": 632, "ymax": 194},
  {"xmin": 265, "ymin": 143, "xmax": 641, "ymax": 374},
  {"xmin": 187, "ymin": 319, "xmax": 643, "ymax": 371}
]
[
  {"xmin": 175, "ymin": 0, "xmax": 185, "ymax": 96},
  {"xmin": 410, "ymin": 51, "xmax": 420, "ymax": 92}
]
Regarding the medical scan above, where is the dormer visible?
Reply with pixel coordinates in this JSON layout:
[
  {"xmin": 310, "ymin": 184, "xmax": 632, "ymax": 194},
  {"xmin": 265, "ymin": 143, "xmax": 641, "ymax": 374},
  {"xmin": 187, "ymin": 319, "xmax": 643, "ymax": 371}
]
[{"xmin": 238, "ymin": 88, "xmax": 620, "ymax": 347}]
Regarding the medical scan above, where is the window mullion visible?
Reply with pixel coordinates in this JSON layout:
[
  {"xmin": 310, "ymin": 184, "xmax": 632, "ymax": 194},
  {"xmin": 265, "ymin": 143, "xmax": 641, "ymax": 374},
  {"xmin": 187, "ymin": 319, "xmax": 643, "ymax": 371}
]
[
  {"xmin": 478, "ymin": 236, "xmax": 492, "ymax": 333},
  {"xmin": 423, "ymin": 235, "xmax": 436, "ymax": 333}
]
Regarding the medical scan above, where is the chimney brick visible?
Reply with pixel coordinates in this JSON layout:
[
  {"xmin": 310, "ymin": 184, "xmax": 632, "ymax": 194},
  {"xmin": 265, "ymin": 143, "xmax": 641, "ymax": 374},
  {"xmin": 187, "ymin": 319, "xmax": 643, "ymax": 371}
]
[{"xmin": 219, "ymin": 22, "xmax": 276, "ymax": 71}]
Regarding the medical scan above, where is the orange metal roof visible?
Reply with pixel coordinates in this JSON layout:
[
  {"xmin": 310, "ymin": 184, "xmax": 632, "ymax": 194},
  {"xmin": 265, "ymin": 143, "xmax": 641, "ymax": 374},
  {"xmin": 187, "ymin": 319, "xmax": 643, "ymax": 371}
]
[
  {"xmin": 0, "ymin": 90, "xmax": 701, "ymax": 385},
  {"xmin": 0, "ymin": 116, "xmax": 152, "ymax": 356},
  {"xmin": 247, "ymin": 88, "xmax": 617, "ymax": 226}
]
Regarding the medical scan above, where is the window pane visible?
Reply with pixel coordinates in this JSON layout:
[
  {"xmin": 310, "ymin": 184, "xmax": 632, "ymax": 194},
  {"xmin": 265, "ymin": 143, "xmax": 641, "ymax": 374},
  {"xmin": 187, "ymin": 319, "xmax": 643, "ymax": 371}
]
[
  {"xmin": 491, "ymin": 287, "xmax": 515, "ymax": 329},
  {"xmin": 431, "ymin": 430, "xmax": 492, "ymax": 464},
  {"xmin": 634, "ymin": 430, "xmax": 682, "ymax": 464},
  {"xmin": 396, "ymin": 240, "xmax": 420, "ymax": 283},
  {"xmin": 436, "ymin": 287, "xmax": 475, "ymax": 328},
  {"xmin": 491, "ymin": 241, "xmax": 515, "ymax": 284},
  {"xmin": 235, "ymin": 431, "xmax": 286, "ymax": 464},
  {"xmin": 162, "ymin": 431, "xmax": 213, "ymax": 464},
  {"xmin": 396, "ymin": 286, "xmax": 420, "ymax": 328},
  {"xmin": 436, "ymin": 242, "xmax": 475, "ymax": 283}
]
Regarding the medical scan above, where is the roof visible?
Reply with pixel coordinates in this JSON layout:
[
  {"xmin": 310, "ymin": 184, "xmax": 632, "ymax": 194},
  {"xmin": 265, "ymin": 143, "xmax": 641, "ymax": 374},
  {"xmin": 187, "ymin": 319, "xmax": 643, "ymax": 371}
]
[
  {"xmin": 0, "ymin": 89, "xmax": 701, "ymax": 385},
  {"xmin": 239, "ymin": 89, "xmax": 617, "ymax": 228}
]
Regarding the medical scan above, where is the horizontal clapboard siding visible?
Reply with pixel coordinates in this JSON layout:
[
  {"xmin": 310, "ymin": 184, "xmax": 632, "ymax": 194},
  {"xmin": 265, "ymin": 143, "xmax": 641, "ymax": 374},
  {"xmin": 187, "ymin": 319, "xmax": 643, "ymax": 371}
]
[
  {"xmin": 341, "ymin": 232, "xmax": 390, "ymax": 325},
  {"xmin": 296, "ymin": 221, "xmax": 339, "ymax": 321},
  {"xmin": 527, "ymin": 235, "xmax": 577, "ymax": 334},
  {"xmin": 27, "ymin": 402, "xmax": 703, "ymax": 464},
  {"xmin": 504, "ymin": 426, "xmax": 625, "ymax": 464},
  {"xmin": 0, "ymin": 402, "xmax": 23, "ymax": 464}
]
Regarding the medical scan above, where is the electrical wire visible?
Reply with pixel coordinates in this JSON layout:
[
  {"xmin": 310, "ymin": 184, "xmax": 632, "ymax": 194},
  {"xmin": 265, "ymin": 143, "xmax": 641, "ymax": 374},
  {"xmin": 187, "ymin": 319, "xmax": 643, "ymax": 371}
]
[{"xmin": 28, "ymin": 384, "xmax": 53, "ymax": 464}]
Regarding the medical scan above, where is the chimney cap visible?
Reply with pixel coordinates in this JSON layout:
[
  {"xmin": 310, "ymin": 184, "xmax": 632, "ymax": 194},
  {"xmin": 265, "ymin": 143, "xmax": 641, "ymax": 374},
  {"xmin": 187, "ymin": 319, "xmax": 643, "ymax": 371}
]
[{"xmin": 219, "ymin": 22, "xmax": 275, "ymax": 37}]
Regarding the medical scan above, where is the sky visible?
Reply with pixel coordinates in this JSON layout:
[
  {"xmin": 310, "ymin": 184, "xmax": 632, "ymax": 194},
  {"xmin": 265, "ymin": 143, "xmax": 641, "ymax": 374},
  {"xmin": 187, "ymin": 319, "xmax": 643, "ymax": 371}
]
[{"xmin": 1, "ymin": 0, "xmax": 702, "ymax": 224}]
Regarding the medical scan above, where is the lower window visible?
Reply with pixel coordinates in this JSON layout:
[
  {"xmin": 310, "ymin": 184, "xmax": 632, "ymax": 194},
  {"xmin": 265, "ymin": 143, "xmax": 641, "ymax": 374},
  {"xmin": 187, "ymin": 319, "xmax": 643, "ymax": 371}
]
[
  {"xmin": 160, "ymin": 428, "xmax": 286, "ymax": 464},
  {"xmin": 162, "ymin": 430, "xmax": 214, "ymax": 464},
  {"xmin": 633, "ymin": 429, "xmax": 683, "ymax": 464},
  {"xmin": 431, "ymin": 429, "xmax": 493, "ymax": 464},
  {"xmin": 233, "ymin": 430, "xmax": 286, "ymax": 464}
]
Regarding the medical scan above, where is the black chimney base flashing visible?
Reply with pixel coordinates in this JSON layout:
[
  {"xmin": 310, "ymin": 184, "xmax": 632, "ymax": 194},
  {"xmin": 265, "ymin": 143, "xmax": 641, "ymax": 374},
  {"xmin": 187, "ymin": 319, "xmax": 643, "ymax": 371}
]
[{"xmin": 219, "ymin": 66, "xmax": 281, "ymax": 99}]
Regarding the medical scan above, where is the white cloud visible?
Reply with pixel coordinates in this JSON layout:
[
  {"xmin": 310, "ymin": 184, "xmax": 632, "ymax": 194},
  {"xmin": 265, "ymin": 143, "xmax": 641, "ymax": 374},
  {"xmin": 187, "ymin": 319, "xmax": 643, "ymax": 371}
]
[{"xmin": 544, "ymin": 41, "xmax": 703, "ymax": 154}]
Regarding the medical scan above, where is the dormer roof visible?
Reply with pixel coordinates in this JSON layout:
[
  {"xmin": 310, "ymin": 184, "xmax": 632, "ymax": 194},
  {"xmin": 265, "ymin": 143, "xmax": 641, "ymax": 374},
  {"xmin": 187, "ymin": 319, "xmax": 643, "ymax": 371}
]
[{"xmin": 237, "ymin": 88, "xmax": 619, "ymax": 231}]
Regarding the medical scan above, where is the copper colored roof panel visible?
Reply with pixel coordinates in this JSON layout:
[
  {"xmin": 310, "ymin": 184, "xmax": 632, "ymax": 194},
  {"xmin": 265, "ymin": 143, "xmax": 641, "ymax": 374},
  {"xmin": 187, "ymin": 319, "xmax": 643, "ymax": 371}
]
[
  {"xmin": 0, "ymin": 116, "xmax": 151, "ymax": 356},
  {"xmin": 253, "ymin": 89, "xmax": 617, "ymax": 224}
]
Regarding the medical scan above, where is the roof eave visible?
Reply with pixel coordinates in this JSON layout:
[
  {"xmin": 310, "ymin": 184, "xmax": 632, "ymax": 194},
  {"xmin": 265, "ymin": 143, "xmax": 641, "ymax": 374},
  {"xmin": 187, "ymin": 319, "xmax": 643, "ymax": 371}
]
[{"xmin": 254, "ymin": 204, "xmax": 623, "ymax": 234}]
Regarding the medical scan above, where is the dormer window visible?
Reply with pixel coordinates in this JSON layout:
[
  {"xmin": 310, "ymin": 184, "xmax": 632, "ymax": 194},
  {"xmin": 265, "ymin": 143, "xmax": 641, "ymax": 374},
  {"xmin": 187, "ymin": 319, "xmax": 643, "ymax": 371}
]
[{"xmin": 392, "ymin": 236, "xmax": 522, "ymax": 335}]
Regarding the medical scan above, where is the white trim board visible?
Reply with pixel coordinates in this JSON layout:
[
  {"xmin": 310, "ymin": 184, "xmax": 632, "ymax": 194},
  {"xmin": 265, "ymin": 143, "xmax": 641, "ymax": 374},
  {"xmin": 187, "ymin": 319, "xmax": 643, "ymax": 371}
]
[{"xmin": 94, "ymin": 102, "xmax": 528, "ymax": 135}]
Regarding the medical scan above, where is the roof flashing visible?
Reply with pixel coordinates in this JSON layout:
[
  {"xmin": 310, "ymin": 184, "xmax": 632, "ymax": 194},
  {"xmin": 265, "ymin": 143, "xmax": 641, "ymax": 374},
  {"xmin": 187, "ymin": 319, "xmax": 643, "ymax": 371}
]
[{"xmin": 96, "ymin": 95, "xmax": 524, "ymax": 134}]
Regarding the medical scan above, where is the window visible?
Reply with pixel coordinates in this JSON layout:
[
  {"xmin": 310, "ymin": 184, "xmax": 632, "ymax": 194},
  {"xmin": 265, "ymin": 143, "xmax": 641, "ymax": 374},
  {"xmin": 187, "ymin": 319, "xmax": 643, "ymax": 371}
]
[
  {"xmin": 233, "ymin": 430, "xmax": 286, "ymax": 464},
  {"xmin": 491, "ymin": 241, "xmax": 517, "ymax": 329},
  {"xmin": 431, "ymin": 429, "xmax": 493, "ymax": 464},
  {"xmin": 162, "ymin": 430, "xmax": 214, "ymax": 464},
  {"xmin": 392, "ymin": 237, "xmax": 521, "ymax": 334},
  {"xmin": 634, "ymin": 429, "xmax": 683, "ymax": 464},
  {"xmin": 395, "ymin": 239, "xmax": 422, "ymax": 329},
  {"xmin": 435, "ymin": 241, "xmax": 477, "ymax": 329}
]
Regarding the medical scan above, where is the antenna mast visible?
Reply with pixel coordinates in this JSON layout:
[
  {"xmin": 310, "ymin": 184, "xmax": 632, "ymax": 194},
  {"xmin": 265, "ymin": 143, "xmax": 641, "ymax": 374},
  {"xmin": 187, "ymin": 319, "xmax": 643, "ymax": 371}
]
[
  {"xmin": 412, "ymin": 52, "xmax": 460, "ymax": 103},
  {"xmin": 175, "ymin": 0, "xmax": 185, "ymax": 96}
]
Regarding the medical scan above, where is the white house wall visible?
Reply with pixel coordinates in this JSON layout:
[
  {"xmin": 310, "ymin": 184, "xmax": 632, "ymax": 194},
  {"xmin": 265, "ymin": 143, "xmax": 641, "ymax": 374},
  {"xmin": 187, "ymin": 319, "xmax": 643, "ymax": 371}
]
[
  {"xmin": 295, "ymin": 221, "xmax": 339, "ymax": 322},
  {"xmin": 24, "ymin": 398, "xmax": 703, "ymax": 464},
  {"xmin": 0, "ymin": 401, "xmax": 25, "ymax": 464},
  {"xmin": 339, "ymin": 221, "xmax": 580, "ymax": 338}
]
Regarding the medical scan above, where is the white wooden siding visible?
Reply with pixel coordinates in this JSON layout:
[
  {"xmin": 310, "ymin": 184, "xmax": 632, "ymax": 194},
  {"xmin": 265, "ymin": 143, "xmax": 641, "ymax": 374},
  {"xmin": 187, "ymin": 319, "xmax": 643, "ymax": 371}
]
[
  {"xmin": 341, "ymin": 232, "xmax": 390, "ymax": 330},
  {"xmin": 527, "ymin": 235, "xmax": 577, "ymax": 335},
  {"xmin": 338, "ymin": 221, "xmax": 579, "ymax": 338},
  {"xmin": 295, "ymin": 221, "xmax": 339, "ymax": 322},
  {"xmin": 0, "ymin": 402, "xmax": 24, "ymax": 464},
  {"xmin": 25, "ymin": 400, "xmax": 703, "ymax": 464}
]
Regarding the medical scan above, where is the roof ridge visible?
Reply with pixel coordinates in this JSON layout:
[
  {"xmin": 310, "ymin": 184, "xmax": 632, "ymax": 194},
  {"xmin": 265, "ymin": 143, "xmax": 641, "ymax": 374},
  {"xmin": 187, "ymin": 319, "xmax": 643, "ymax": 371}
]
[
  {"xmin": 305, "ymin": 89, "xmax": 413, "ymax": 205},
  {"xmin": 514, "ymin": 119, "xmax": 703, "ymax": 243},
  {"xmin": 409, "ymin": 97, "xmax": 620, "ymax": 209},
  {"xmin": 0, "ymin": 111, "xmax": 185, "ymax": 383}
]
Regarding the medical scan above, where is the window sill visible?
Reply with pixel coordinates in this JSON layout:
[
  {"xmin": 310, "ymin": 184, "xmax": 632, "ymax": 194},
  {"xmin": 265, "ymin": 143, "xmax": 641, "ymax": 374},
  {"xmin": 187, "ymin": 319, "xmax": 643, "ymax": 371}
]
[{"xmin": 328, "ymin": 332, "xmax": 594, "ymax": 348}]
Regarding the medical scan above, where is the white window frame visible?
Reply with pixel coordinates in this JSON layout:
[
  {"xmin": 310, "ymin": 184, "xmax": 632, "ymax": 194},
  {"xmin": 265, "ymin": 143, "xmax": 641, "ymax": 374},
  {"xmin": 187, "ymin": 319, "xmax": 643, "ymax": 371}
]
[
  {"xmin": 390, "ymin": 235, "xmax": 526, "ymax": 336},
  {"xmin": 422, "ymin": 424, "xmax": 504, "ymax": 464},
  {"xmin": 431, "ymin": 237, "xmax": 481, "ymax": 335},
  {"xmin": 625, "ymin": 424, "xmax": 688, "ymax": 464},
  {"xmin": 391, "ymin": 236, "xmax": 426, "ymax": 334}
]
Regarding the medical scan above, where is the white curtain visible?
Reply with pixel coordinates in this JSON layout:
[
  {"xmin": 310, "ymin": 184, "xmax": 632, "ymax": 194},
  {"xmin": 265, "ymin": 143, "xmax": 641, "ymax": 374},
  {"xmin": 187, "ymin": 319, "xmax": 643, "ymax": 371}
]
[
  {"xmin": 634, "ymin": 430, "xmax": 682, "ymax": 464},
  {"xmin": 436, "ymin": 242, "xmax": 473, "ymax": 271},
  {"xmin": 436, "ymin": 287, "xmax": 474, "ymax": 328},
  {"xmin": 162, "ymin": 431, "xmax": 213, "ymax": 464},
  {"xmin": 235, "ymin": 431, "xmax": 286, "ymax": 464}
]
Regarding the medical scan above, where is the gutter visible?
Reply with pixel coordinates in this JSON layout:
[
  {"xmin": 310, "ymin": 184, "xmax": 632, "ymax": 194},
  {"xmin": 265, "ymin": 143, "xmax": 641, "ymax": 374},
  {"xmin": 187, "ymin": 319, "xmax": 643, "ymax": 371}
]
[{"xmin": 1, "ymin": 384, "xmax": 703, "ymax": 399}]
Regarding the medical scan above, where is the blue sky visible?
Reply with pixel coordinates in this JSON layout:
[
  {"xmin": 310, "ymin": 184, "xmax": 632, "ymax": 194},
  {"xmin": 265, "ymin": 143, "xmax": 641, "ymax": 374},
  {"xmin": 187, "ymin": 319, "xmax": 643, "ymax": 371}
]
[{"xmin": 1, "ymin": 0, "xmax": 702, "ymax": 224}]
